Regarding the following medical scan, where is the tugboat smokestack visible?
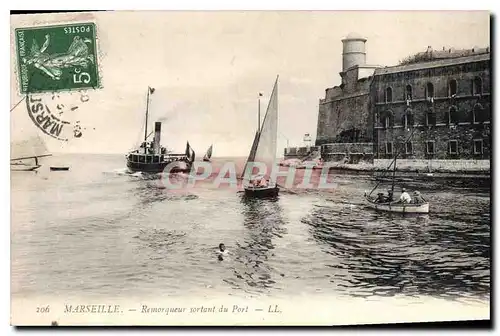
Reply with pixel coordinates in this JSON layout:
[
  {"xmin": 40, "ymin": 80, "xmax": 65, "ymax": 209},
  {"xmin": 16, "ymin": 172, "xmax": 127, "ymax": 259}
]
[{"xmin": 153, "ymin": 122, "xmax": 161, "ymax": 154}]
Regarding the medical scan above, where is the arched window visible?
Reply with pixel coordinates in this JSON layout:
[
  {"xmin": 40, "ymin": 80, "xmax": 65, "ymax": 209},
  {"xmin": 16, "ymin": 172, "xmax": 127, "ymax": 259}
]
[
  {"xmin": 473, "ymin": 103, "xmax": 486, "ymax": 123},
  {"xmin": 403, "ymin": 109, "xmax": 414, "ymax": 129},
  {"xmin": 426, "ymin": 109, "xmax": 436, "ymax": 126},
  {"xmin": 449, "ymin": 79, "xmax": 458, "ymax": 97},
  {"xmin": 382, "ymin": 111, "xmax": 394, "ymax": 129},
  {"xmin": 383, "ymin": 115, "xmax": 390, "ymax": 129},
  {"xmin": 426, "ymin": 82, "xmax": 434, "ymax": 99},
  {"xmin": 448, "ymin": 106, "xmax": 458, "ymax": 124},
  {"xmin": 405, "ymin": 85, "xmax": 413, "ymax": 101},
  {"xmin": 385, "ymin": 87, "xmax": 393, "ymax": 103},
  {"xmin": 473, "ymin": 76, "xmax": 483, "ymax": 95}
]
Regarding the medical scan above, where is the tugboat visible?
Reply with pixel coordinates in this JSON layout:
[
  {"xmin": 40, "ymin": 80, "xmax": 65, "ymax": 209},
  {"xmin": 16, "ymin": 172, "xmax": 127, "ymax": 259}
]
[{"xmin": 125, "ymin": 87, "xmax": 195, "ymax": 174}]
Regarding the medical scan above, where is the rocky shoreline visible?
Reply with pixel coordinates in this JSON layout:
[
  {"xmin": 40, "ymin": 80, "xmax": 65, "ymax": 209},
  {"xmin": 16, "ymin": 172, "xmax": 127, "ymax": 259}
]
[{"xmin": 322, "ymin": 162, "xmax": 490, "ymax": 179}]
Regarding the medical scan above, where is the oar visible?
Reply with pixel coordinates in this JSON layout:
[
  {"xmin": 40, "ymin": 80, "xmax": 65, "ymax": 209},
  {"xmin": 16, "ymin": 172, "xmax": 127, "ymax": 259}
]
[{"xmin": 277, "ymin": 183, "xmax": 298, "ymax": 194}]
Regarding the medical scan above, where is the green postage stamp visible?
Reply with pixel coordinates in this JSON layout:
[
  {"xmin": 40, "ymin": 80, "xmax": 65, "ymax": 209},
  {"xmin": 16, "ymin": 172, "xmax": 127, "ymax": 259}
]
[{"xmin": 15, "ymin": 22, "xmax": 100, "ymax": 94}]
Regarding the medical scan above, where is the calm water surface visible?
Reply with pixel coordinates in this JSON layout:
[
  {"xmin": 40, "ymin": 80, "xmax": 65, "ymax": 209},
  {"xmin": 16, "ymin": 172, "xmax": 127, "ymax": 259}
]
[{"xmin": 11, "ymin": 154, "xmax": 490, "ymax": 303}]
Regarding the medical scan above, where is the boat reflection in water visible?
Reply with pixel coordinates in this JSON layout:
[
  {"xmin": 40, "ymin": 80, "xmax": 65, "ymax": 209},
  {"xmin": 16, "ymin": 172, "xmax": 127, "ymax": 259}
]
[{"xmin": 223, "ymin": 197, "xmax": 287, "ymax": 296}]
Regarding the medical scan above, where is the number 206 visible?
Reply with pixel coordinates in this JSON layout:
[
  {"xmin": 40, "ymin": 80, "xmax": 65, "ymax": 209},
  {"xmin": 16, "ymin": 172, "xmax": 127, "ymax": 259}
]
[
  {"xmin": 73, "ymin": 69, "xmax": 91, "ymax": 84},
  {"xmin": 37, "ymin": 305, "xmax": 50, "ymax": 313}
]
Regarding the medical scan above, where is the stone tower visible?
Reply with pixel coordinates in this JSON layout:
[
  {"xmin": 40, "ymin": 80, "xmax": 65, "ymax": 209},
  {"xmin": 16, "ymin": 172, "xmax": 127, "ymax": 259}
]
[{"xmin": 341, "ymin": 32, "xmax": 367, "ymax": 72}]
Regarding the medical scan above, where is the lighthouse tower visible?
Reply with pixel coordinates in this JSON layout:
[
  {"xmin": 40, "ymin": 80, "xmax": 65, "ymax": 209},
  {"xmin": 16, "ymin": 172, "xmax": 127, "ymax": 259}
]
[
  {"xmin": 339, "ymin": 32, "xmax": 371, "ymax": 92},
  {"xmin": 342, "ymin": 32, "xmax": 367, "ymax": 71}
]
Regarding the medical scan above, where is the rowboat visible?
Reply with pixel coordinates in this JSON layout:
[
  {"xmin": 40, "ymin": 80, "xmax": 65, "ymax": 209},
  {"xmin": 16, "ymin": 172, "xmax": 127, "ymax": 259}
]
[
  {"xmin": 243, "ymin": 185, "xmax": 280, "ymax": 198},
  {"xmin": 50, "ymin": 166, "xmax": 70, "ymax": 171},
  {"xmin": 364, "ymin": 122, "xmax": 430, "ymax": 214},
  {"xmin": 364, "ymin": 194, "xmax": 429, "ymax": 214}
]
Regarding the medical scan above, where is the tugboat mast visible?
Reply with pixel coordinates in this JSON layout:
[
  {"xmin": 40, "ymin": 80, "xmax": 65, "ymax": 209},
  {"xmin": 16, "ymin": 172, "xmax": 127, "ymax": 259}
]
[{"xmin": 144, "ymin": 87, "xmax": 151, "ymax": 154}]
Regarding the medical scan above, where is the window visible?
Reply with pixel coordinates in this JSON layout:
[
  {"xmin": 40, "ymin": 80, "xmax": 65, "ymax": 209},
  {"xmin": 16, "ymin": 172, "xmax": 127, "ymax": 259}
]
[
  {"xmin": 426, "ymin": 82, "xmax": 435, "ymax": 99},
  {"xmin": 426, "ymin": 110, "xmax": 436, "ymax": 126},
  {"xmin": 449, "ymin": 140, "xmax": 458, "ymax": 154},
  {"xmin": 473, "ymin": 103, "xmax": 486, "ymax": 123},
  {"xmin": 473, "ymin": 76, "xmax": 483, "ymax": 95},
  {"xmin": 448, "ymin": 106, "xmax": 458, "ymax": 124},
  {"xmin": 383, "ymin": 113, "xmax": 393, "ymax": 129},
  {"xmin": 474, "ymin": 139, "xmax": 483, "ymax": 154},
  {"xmin": 385, "ymin": 142, "xmax": 393, "ymax": 155},
  {"xmin": 385, "ymin": 87, "xmax": 393, "ymax": 103},
  {"xmin": 426, "ymin": 141, "xmax": 435, "ymax": 154},
  {"xmin": 385, "ymin": 117, "xmax": 390, "ymax": 128},
  {"xmin": 405, "ymin": 85, "xmax": 413, "ymax": 101},
  {"xmin": 449, "ymin": 79, "xmax": 458, "ymax": 97},
  {"xmin": 403, "ymin": 113, "xmax": 414, "ymax": 129},
  {"xmin": 405, "ymin": 141, "xmax": 413, "ymax": 154}
]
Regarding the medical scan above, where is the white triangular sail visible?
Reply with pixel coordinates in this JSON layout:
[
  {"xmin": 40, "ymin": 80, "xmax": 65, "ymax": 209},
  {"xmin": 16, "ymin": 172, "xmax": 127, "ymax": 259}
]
[
  {"xmin": 243, "ymin": 76, "xmax": 279, "ymax": 181},
  {"xmin": 10, "ymin": 97, "xmax": 51, "ymax": 162}
]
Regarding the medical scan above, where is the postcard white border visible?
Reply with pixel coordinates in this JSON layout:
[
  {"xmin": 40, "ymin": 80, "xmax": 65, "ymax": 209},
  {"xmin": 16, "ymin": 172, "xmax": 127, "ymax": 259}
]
[{"xmin": 3, "ymin": 1, "xmax": 497, "ymax": 335}]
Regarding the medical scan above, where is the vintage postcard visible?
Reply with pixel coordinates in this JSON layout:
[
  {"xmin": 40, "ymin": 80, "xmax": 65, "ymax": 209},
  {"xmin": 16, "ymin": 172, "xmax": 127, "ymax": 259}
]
[{"xmin": 10, "ymin": 10, "xmax": 491, "ymax": 326}]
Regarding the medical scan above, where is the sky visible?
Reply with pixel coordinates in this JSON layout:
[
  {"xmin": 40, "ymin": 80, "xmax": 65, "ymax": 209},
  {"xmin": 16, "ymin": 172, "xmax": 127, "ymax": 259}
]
[{"xmin": 10, "ymin": 11, "xmax": 490, "ymax": 157}]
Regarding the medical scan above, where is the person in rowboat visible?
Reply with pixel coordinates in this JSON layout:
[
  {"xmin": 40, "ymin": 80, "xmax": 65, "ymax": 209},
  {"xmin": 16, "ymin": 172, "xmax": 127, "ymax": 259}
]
[
  {"xmin": 399, "ymin": 188, "xmax": 412, "ymax": 204},
  {"xmin": 386, "ymin": 189, "xmax": 394, "ymax": 202},
  {"xmin": 258, "ymin": 177, "xmax": 269, "ymax": 188},
  {"xmin": 412, "ymin": 191, "xmax": 425, "ymax": 204},
  {"xmin": 375, "ymin": 193, "xmax": 386, "ymax": 203}
]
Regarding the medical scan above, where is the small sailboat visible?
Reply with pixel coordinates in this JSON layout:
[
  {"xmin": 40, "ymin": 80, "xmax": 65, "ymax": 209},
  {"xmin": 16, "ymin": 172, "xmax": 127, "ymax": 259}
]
[
  {"xmin": 125, "ymin": 87, "xmax": 195, "ymax": 174},
  {"xmin": 364, "ymin": 124, "xmax": 429, "ymax": 214},
  {"xmin": 241, "ymin": 76, "xmax": 280, "ymax": 198},
  {"xmin": 11, "ymin": 97, "xmax": 51, "ymax": 171},
  {"xmin": 203, "ymin": 145, "xmax": 213, "ymax": 162},
  {"xmin": 11, "ymin": 157, "xmax": 43, "ymax": 171}
]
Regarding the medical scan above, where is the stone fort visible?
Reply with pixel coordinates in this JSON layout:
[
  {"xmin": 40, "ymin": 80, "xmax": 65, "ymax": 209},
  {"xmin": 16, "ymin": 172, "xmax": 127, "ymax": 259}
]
[{"xmin": 286, "ymin": 33, "xmax": 491, "ymax": 172}]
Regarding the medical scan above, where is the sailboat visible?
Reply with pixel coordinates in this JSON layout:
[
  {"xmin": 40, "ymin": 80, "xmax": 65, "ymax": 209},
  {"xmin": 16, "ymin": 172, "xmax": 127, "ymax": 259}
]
[
  {"xmin": 10, "ymin": 137, "xmax": 50, "ymax": 171},
  {"xmin": 364, "ymin": 123, "xmax": 429, "ymax": 214},
  {"xmin": 11, "ymin": 97, "xmax": 51, "ymax": 171},
  {"xmin": 241, "ymin": 76, "xmax": 280, "ymax": 198},
  {"xmin": 203, "ymin": 145, "xmax": 213, "ymax": 162},
  {"xmin": 125, "ymin": 87, "xmax": 195, "ymax": 174}
]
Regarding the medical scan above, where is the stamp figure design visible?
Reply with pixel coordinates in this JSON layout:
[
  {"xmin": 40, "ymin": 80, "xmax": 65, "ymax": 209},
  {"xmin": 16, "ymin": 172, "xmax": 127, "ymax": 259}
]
[{"xmin": 15, "ymin": 23, "xmax": 100, "ymax": 94}]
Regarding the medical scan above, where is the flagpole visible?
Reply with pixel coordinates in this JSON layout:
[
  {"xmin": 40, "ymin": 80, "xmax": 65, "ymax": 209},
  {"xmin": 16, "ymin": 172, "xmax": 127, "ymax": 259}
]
[{"xmin": 144, "ymin": 87, "xmax": 150, "ymax": 154}]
